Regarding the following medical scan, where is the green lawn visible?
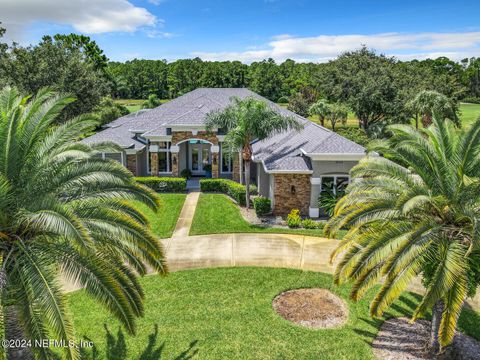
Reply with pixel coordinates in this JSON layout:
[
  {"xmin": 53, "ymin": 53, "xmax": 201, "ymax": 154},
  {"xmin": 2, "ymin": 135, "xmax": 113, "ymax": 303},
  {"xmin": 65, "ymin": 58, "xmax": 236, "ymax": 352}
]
[
  {"xmin": 114, "ymin": 99, "xmax": 171, "ymax": 113},
  {"xmin": 305, "ymin": 103, "xmax": 480, "ymax": 130},
  {"xmin": 459, "ymin": 102, "xmax": 480, "ymax": 127},
  {"xmin": 190, "ymin": 193, "xmax": 344, "ymax": 238},
  {"xmin": 132, "ymin": 193, "xmax": 186, "ymax": 238},
  {"xmin": 68, "ymin": 267, "xmax": 480, "ymax": 359}
]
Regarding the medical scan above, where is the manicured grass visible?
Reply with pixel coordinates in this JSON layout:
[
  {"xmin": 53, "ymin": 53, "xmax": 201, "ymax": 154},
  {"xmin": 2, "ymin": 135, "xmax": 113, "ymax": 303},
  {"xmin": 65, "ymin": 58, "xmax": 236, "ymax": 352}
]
[
  {"xmin": 459, "ymin": 102, "xmax": 480, "ymax": 127},
  {"xmin": 300, "ymin": 103, "xmax": 480, "ymax": 130},
  {"xmin": 189, "ymin": 193, "xmax": 344, "ymax": 238},
  {"xmin": 68, "ymin": 267, "xmax": 480, "ymax": 359},
  {"xmin": 114, "ymin": 99, "xmax": 171, "ymax": 113},
  {"xmin": 132, "ymin": 193, "xmax": 186, "ymax": 238}
]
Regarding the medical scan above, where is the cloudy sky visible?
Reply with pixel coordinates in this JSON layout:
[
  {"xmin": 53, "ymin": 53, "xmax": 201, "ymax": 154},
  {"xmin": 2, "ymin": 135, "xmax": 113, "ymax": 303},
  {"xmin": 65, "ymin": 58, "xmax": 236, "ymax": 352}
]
[{"xmin": 1, "ymin": 0, "xmax": 480, "ymax": 63}]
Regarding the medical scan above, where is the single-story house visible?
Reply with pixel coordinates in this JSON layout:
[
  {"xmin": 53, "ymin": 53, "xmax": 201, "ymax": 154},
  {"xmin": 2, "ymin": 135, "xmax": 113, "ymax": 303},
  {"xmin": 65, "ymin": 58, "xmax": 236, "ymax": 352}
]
[{"xmin": 82, "ymin": 88, "xmax": 366, "ymax": 217}]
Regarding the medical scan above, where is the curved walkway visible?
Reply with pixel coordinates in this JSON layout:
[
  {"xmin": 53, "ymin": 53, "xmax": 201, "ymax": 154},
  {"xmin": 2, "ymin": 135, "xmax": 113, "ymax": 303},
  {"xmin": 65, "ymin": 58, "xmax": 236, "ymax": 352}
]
[{"xmin": 162, "ymin": 192, "xmax": 480, "ymax": 310}]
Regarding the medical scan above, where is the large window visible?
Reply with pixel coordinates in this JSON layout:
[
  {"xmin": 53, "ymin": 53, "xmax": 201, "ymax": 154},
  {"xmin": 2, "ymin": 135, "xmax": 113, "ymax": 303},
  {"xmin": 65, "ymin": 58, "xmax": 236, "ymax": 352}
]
[
  {"xmin": 148, "ymin": 142, "xmax": 172, "ymax": 174},
  {"xmin": 320, "ymin": 175, "xmax": 349, "ymax": 194},
  {"xmin": 220, "ymin": 143, "xmax": 233, "ymax": 173}
]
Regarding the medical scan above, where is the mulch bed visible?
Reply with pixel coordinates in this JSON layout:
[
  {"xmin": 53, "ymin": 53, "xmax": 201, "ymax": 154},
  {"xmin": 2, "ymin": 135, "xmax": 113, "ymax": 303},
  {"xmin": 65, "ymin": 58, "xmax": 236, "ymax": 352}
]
[
  {"xmin": 372, "ymin": 317, "xmax": 480, "ymax": 360},
  {"xmin": 272, "ymin": 288, "xmax": 348, "ymax": 329}
]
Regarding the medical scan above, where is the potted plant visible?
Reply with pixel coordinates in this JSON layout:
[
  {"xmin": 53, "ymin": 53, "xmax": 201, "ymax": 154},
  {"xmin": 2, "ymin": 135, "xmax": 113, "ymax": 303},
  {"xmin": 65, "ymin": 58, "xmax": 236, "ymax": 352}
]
[{"xmin": 204, "ymin": 164, "xmax": 212, "ymax": 178}]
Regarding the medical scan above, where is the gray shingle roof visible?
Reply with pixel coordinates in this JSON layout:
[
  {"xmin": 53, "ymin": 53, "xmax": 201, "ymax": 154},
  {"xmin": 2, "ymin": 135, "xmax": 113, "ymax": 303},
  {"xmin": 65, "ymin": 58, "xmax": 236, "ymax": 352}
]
[{"xmin": 81, "ymin": 88, "xmax": 365, "ymax": 171}]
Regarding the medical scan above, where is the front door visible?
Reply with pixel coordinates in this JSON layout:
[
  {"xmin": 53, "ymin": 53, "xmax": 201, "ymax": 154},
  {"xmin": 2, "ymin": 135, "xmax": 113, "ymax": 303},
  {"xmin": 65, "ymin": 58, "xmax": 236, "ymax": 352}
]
[{"xmin": 189, "ymin": 141, "xmax": 211, "ymax": 175}]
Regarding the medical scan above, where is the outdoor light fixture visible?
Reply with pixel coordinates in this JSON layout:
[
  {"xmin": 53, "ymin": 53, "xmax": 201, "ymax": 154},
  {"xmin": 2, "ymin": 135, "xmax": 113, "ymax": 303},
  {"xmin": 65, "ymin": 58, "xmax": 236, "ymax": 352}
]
[
  {"xmin": 213, "ymin": 155, "xmax": 217, "ymax": 165},
  {"xmin": 291, "ymin": 185, "xmax": 296, "ymax": 194},
  {"xmin": 173, "ymin": 156, "xmax": 177, "ymax": 165}
]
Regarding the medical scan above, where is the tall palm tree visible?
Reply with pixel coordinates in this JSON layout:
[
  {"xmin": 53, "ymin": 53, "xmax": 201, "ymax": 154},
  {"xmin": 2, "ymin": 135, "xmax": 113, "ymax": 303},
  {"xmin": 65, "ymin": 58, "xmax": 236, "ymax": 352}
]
[
  {"xmin": 0, "ymin": 87, "xmax": 167, "ymax": 360},
  {"xmin": 309, "ymin": 99, "xmax": 330, "ymax": 127},
  {"xmin": 142, "ymin": 94, "xmax": 161, "ymax": 109},
  {"xmin": 407, "ymin": 90, "xmax": 459, "ymax": 128},
  {"xmin": 206, "ymin": 96, "xmax": 303, "ymax": 207},
  {"xmin": 325, "ymin": 114, "xmax": 480, "ymax": 354}
]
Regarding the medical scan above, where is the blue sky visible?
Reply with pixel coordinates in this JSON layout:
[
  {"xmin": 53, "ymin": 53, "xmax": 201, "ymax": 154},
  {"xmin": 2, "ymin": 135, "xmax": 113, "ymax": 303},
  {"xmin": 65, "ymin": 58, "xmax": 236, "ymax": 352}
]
[{"xmin": 2, "ymin": 0, "xmax": 480, "ymax": 62}]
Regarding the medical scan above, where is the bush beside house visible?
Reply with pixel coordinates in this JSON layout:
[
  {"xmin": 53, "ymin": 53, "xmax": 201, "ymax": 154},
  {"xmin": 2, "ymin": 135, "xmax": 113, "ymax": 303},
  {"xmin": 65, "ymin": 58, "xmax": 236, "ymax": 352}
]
[
  {"xmin": 200, "ymin": 179, "xmax": 246, "ymax": 205},
  {"xmin": 253, "ymin": 197, "xmax": 271, "ymax": 216},
  {"xmin": 135, "ymin": 177, "xmax": 187, "ymax": 192}
]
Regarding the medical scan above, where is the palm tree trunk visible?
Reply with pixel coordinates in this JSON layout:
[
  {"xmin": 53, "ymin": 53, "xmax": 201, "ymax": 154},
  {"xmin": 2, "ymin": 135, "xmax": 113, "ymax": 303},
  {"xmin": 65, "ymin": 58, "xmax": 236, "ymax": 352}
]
[
  {"xmin": 245, "ymin": 160, "xmax": 251, "ymax": 209},
  {"xmin": 422, "ymin": 113, "xmax": 432, "ymax": 128},
  {"xmin": 415, "ymin": 114, "xmax": 419, "ymax": 129},
  {"xmin": 5, "ymin": 307, "xmax": 34, "ymax": 360},
  {"xmin": 320, "ymin": 116, "xmax": 325, "ymax": 127},
  {"xmin": 430, "ymin": 300, "xmax": 444, "ymax": 354}
]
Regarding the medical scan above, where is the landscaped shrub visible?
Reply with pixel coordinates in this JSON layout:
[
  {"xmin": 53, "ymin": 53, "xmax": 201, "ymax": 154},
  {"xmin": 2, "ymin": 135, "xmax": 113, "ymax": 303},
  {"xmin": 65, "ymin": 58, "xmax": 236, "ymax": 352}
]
[
  {"xmin": 200, "ymin": 178, "xmax": 246, "ymax": 205},
  {"xmin": 301, "ymin": 218, "xmax": 318, "ymax": 229},
  {"xmin": 249, "ymin": 184, "xmax": 258, "ymax": 195},
  {"xmin": 253, "ymin": 196, "xmax": 271, "ymax": 216},
  {"xmin": 135, "ymin": 177, "xmax": 187, "ymax": 192},
  {"xmin": 180, "ymin": 169, "xmax": 192, "ymax": 179},
  {"xmin": 286, "ymin": 209, "xmax": 301, "ymax": 228},
  {"xmin": 277, "ymin": 96, "xmax": 289, "ymax": 104}
]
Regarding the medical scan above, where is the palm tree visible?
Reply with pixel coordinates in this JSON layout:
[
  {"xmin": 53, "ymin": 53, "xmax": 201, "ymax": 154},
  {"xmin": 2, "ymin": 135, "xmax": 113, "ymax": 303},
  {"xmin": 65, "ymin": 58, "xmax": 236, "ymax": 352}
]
[
  {"xmin": 325, "ymin": 114, "xmax": 480, "ymax": 354},
  {"xmin": 0, "ymin": 87, "xmax": 167, "ymax": 360},
  {"xmin": 206, "ymin": 96, "xmax": 303, "ymax": 207},
  {"xmin": 407, "ymin": 90, "xmax": 459, "ymax": 128},
  {"xmin": 309, "ymin": 99, "xmax": 330, "ymax": 127},
  {"xmin": 326, "ymin": 103, "xmax": 348, "ymax": 132},
  {"xmin": 142, "ymin": 94, "xmax": 161, "ymax": 109}
]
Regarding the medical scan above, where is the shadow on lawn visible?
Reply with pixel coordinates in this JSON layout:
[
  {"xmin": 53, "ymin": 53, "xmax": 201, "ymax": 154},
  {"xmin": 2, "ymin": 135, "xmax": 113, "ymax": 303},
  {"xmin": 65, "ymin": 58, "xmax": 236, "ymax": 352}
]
[{"xmin": 79, "ymin": 324, "xmax": 199, "ymax": 360}]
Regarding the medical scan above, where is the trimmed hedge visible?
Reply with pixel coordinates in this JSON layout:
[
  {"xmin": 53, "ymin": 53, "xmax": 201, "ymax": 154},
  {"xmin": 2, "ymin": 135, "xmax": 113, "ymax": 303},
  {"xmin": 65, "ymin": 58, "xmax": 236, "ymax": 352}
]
[
  {"xmin": 253, "ymin": 196, "xmax": 271, "ymax": 216},
  {"xmin": 200, "ymin": 178, "xmax": 246, "ymax": 206},
  {"xmin": 135, "ymin": 177, "xmax": 187, "ymax": 192}
]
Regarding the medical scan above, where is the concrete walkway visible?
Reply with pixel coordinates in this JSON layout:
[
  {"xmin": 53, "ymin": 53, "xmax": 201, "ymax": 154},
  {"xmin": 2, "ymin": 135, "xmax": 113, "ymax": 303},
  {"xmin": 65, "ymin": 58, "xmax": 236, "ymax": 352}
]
[{"xmin": 163, "ymin": 195, "xmax": 480, "ymax": 309}]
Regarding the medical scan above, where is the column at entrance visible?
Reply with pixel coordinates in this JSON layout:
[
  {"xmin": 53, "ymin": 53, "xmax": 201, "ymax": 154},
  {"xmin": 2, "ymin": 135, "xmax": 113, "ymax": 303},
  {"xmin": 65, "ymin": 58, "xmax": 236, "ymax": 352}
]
[
  {"xmin": 211, "ymin": 145, "xmax": 219, "ymax": 178},
  {"xmin": 149, "ymin": 143, "xmax": 159, "ymax": 176},
  {"xmin": 170, "ymin": 145, "xmax": 180, "ymax": 177}
]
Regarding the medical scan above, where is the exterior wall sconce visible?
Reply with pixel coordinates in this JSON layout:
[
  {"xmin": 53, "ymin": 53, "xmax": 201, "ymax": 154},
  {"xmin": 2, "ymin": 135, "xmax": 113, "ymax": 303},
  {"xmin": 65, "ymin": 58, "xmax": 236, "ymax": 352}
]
[
  {"xmin": 213, "ymin": 155, "xmax": 217, "ymax": 165},
  {"xmin": 172, "ymin": 155, "xmax": 177, "ymax": 165},
  {"xmin": 291, "ymin": 185, "xmax": 296, "ymax": 194}
]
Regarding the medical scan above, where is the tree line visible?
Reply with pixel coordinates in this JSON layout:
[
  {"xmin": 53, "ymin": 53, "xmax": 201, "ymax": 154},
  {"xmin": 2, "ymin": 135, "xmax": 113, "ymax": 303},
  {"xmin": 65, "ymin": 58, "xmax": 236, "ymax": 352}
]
[{"xmin": 1, "ymin": 27, "xmax": 480, "ymax": 132}]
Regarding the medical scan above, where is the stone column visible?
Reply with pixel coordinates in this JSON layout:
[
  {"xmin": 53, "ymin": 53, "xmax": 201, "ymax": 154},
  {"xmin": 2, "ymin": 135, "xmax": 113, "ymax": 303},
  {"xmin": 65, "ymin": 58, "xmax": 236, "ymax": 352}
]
[
  {"xmin": 170, "ymin": 145, "xmax": 180, "ymax": 177},
  {"xmin": 232, "ymin": 152, "xmax": 241, "ymax": 183},
  {"xmin": 126, "ymin": 154, "xmax": 137, "ymax": 175},
  {"xmin": 211, "ymin": 145, "xmax": 219, "ymax": 178},
  {"xmin": 149, "ymin": 143, "xmax": 159, "ymax": 176}
]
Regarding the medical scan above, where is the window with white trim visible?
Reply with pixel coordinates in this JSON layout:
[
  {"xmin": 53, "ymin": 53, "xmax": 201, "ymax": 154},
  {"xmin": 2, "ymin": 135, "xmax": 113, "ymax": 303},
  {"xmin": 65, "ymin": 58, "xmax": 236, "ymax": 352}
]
[
  {"xmin": 320, "ymin": 175, "xmax": 350, "ymax": 194},
  {"xmin": 148, "ymin": 142, "xmax": 172, "ymax": 173},
  {"xmin": 220, "ymin": 143, "xmax": 233, "ymax": 173}
]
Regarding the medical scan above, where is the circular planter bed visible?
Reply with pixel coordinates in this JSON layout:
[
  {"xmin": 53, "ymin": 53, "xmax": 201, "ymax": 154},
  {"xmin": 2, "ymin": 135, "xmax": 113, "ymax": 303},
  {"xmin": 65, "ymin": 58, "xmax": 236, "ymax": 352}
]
[{"xmin": 273, "ymin": 288, "xmax": 348, "ymax": 329}]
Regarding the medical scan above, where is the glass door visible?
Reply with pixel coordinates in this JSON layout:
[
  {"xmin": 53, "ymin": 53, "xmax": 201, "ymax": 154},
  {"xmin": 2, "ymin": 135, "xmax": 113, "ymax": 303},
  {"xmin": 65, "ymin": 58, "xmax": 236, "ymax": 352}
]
[{"xmin": 189, "ymin": 142, "xmax": 211, "ymax": 175}]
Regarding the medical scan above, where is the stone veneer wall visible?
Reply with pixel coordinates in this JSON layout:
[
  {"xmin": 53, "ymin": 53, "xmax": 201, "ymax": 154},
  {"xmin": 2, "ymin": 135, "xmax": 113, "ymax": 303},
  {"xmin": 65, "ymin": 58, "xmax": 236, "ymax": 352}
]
[
  {"xmin": 150, "ymin": 152, "xmax": 158, "ymax": 176},
  {"xmin": 171, "ymin": 131, "xmax": 219, "ymax": 177},
  {"xmin": 232, "ymin": 152, "xmax": 241, "ymax": 183},
  {"xmin": 273, "ymin": 174, "xmax": 311, "ymax": 216},
  {"xmin": 171, "ymin": 131, "xmax": 218, "ymax": 146},
  {"xmin": 126, "ymin": 154, "xmax": 137, "ymax": 175}
]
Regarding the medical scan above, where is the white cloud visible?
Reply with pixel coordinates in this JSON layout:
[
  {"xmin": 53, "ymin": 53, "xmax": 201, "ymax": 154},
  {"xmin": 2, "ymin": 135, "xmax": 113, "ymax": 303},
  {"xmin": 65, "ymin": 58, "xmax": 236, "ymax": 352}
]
[
  {"xmin": 1, "ymin": 0, "xmax": 157, "ymax": 41},
  {"xmin": 146, "ymin": 30, "xmax": 179, "ymax": 39},
  {"xmin": 192, "ymin": 31, "xmax": 480, "ymax": 63}
]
